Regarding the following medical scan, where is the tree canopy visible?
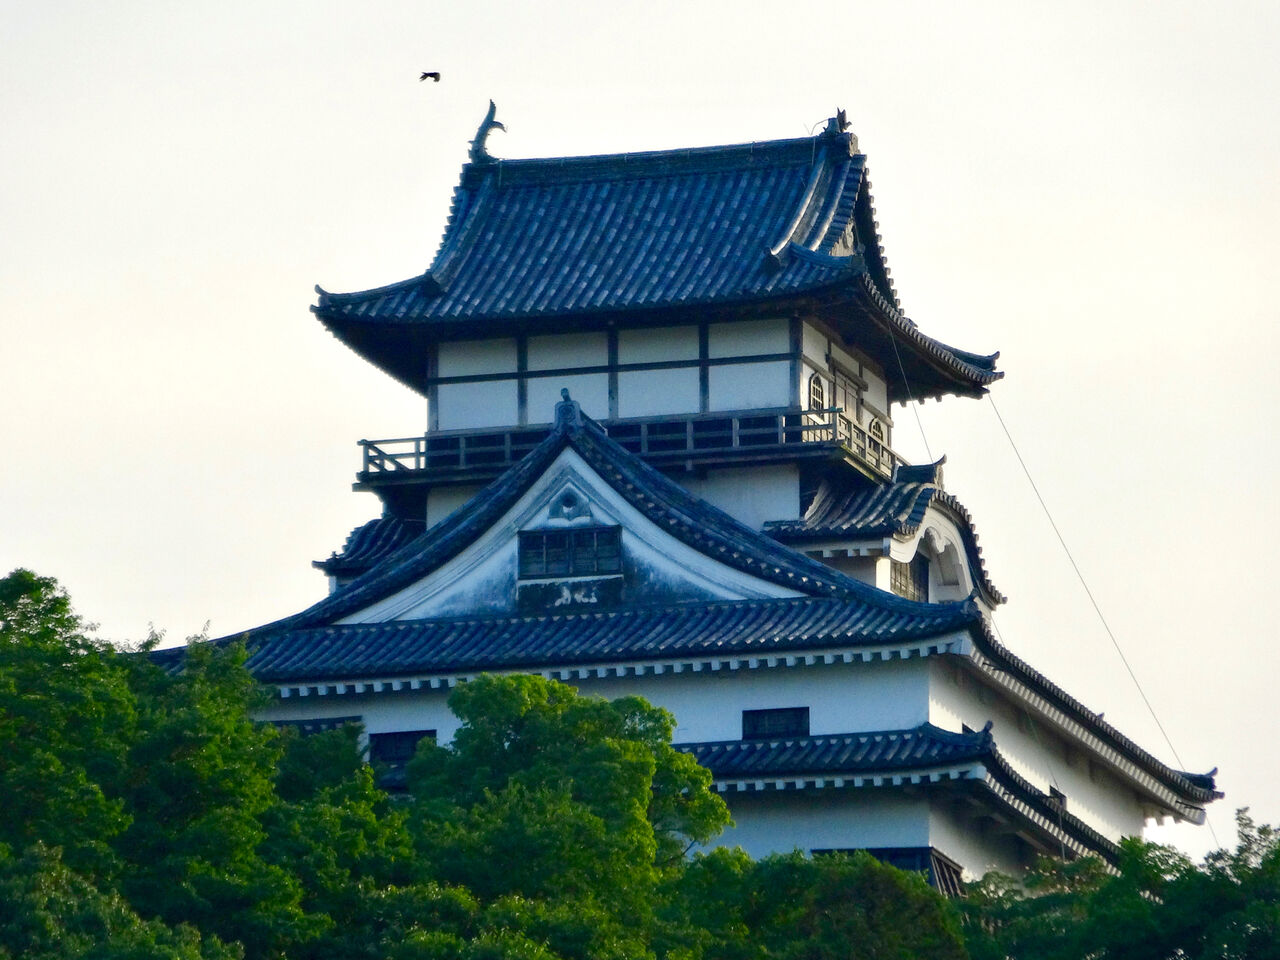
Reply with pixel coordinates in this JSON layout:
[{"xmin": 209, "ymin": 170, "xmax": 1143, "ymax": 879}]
[{"xmin": 4, "ymin": 567, "xmax": 1272, "ymax": 960}]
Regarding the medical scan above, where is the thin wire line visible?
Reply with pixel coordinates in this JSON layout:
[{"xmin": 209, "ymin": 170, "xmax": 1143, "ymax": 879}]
[
  {"xmin": 888, "ymin": 334, "xmax": 933, "ymax": 462},
  {"xmin": 986, "ymin": 393, "xmax": 1220, "ymax": 848},
  {"xmin": 985, "ymin": 395, "xmax": 1184, "ymax": 765}
]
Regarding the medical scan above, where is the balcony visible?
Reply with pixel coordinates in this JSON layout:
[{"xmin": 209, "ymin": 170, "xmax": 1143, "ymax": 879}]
[{"xmin": 356, "ymin": 408, "xmax": 903, "ymax": 490}]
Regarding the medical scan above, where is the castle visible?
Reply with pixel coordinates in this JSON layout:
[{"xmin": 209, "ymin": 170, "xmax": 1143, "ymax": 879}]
[{"xmin": 227, "ymin": 108, "xmax": 1217, "ymax": 889}]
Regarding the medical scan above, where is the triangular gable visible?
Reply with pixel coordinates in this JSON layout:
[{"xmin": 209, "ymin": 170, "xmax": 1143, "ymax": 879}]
[
  {"xmin": 242, "ymin": 400, "xmax": 961, "ymax": 638},
  {"xmin": 335, "ymin": 446, "xmax": 805, "ymax": 623}
]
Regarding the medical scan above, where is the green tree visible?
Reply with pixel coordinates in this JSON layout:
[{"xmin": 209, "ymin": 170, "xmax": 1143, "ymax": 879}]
[
  {"xmin": 406, "ymin": 674, "xmax": 731, "ymax": 960},
  {"xmin": 962, "ymin": 810, "xmax": 1280, "ymax": 960},
  {"xmin": 0, "ymin": 843, "xmax": 237, "ymax": 960},
  {"xmin": 667, "ymin": 848, "xmax": 967, "ymax": 960},
  {"xmin": 117, "ymin": 641, "xmax": 314, "ymax": 959},
  {"xmin": 0, "ymin": 569, "xmax": 137, "ymax": 879}
]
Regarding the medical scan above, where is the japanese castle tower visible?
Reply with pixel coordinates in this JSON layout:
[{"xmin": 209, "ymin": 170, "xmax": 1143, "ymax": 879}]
[{"xmin": 230, "ymin": 108, "xmax": 1218, "ymax": 888}]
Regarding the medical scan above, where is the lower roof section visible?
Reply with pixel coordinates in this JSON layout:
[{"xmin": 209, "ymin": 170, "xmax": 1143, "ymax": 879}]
[
  {"xmin": 679, "ymin": 723, "xmax": 1121, "ymax": 865},
  {"xmin": 215, "ymin": 595, "xmax": 973, "ymax": 686}
]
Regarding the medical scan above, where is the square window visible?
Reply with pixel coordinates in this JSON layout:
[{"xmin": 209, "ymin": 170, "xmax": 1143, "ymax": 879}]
[
  {"xmin": 742, "ymin": 707, "xmax": 810, "ymax": 739},
  {"xmin": 519, "ymin": 526, "xmax": 621, "ymax": 580}
]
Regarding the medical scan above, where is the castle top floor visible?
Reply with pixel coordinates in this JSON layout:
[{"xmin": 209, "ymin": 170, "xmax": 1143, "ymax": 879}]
[{"xmin": 312, "ymin": 109, "xmax": 1001, "ymax": 422}]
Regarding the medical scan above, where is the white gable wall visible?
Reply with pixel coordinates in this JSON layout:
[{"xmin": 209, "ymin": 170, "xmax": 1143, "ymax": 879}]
[{"xmin": 335, "ymin": 448, "xmax": 804, "ymax": 624}]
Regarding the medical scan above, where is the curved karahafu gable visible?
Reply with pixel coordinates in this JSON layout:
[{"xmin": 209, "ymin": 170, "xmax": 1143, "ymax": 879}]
[
  {"xmin": 767, "ymin": 458, "xmax": 1005, "ymax": 607},
  {"xmin": 311, "ymin": 110, "xmax": 1001, "ymax": 403}
]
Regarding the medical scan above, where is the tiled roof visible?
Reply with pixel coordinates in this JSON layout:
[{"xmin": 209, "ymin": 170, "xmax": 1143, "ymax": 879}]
[
  {"xmin": 970, "ymin": 622, "xmax": 1221, "ymax": 808},
  {"xmin": 244, "ymin": 404, "xmax": 972, "ymax": 638},
  {"xmin": 767, "ymin": 459, "xmax": 1004, "ymax": 604},
  {"xmin": 312, "ymin": 118, "xmax": 1001, "ymax": 402},
  {"xmin": 313, "ymin": 516, "xmax": 425, "ymax": 577},
  {"xmin": 681, "ymin": 723, "xmax": 991, "ymax": 779},
  {"xmin": 232, "ymin": 596, "xmax": 974, "ymax": 684},
  {"xmin": 682, "ymin": 723, "xmax": 1122, "ymax": 863}
]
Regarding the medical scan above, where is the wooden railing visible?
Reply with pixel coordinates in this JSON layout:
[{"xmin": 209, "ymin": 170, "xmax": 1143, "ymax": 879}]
[{"xmin": 359, "ymin": 408, "xmax": 903, "ymax": 480}]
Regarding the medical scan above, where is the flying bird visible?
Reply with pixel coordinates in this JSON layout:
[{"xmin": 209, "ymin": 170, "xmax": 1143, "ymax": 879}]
[{"xmin": 420, "ymin": 71, "xmax": 441, "ymax": 82}]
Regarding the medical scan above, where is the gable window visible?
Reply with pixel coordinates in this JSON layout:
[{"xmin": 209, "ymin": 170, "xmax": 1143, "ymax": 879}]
[
  {"xmin": 519, "ymin": 526, "xmax": 622, "ymax": 579},
  {"xmin": 890, "ymin": 554, "xmax": 929, "ymax": 602},
  {"xmin": 742, "ymin": 706, "xmax": 810, "ymax": 740}
]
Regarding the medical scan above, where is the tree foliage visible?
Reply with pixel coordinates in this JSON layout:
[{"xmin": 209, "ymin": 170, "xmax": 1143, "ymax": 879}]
[
  {"xmin": 962, "ymin": 810, "xmax": 1280, "ymax": 960},
  {"xmin": 7, "ymin": 567, "xmax": 1271, "ymax": 960}
]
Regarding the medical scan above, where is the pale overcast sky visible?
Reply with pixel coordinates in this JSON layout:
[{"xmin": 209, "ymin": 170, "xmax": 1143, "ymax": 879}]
[{"xmin": 3, "ymin": 1, "xmax": 1278, "ymax": 859}]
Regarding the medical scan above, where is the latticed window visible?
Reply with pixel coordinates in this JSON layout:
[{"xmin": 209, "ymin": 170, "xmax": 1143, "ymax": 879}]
[
  {"xmin": 518, "ymin": 526, "xmax": 622, "ymax": 579},
  {"xmin": 742, "ymin": 707, "xmax": 810, "ymax": 739},
  {"xmin": 890, "ymin": 554, "xmax": 929, "ymax": 602},
  {"xmin": 808, "ymin": 372, "xmax": 826, "ymax": 411}
]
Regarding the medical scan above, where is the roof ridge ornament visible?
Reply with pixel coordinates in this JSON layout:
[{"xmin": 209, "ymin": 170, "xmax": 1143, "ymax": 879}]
[
  {"xmin": 823, "ymin": 108, "xmax": 859, "ymax": 154},
  {"xmin": 469, "ymin": 100, "xmax": 506, "ymax": 164},
  {"xmin": 554, "ymin": 388, "xmax": 583, "ymax": 431}
]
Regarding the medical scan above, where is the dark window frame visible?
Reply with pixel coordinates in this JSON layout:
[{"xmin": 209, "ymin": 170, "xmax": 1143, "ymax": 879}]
[
  {"xmin": 890, "ymin": 553, "xmax": 929, "ymax": 602},
  {"xmin": 518, "ymin": 525, "xmax": 622, "ymax": 579},
  {"xmin": 368, "ymin": 729, "xmax": 436, "ymax": 766},
  {"xmin": 742, "ymin": 706, "xmax": 810, "ymax": 740}
]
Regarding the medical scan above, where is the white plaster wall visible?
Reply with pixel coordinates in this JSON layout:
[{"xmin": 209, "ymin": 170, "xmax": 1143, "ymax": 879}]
[
  {"xmin": 709, "ymin": 789, "xmax": 931, "ymax": 859},
  {"xmin": 437, "ymin": 381, "xmax": 519, "ymax": 430},
  {"xmin": 527, "ymin": 373, "xmax": 609, "ymax": 423},
  {"xmin": 708, "ymin": 318, "xmax": 789, "ymax": 358},
  {"xmin": 679, "ymin": 464, "xmax": 799, "ymax": 529},
  {"xmin": 927, "ymin": 659, "xmax": 1147, "ymax": 840},
  {"xmin": 801, "ymin": 322, "xmax": 828, "ymax": 368},
  {"xmin": 928, "ymin": 798, "xmax": 1029, "ymax": 879},
  {"xmin": 708, "ymin": 361, "xmax": 791, "ymax": 411},
  {"xmin": 617, "ymin": 368, "xmax": 700, "ymax": 418},
  {"xmin": 569, "ymin": 658, "xmax": 932, "ymax": 744},
  {"xmin": 863, "ymin": 370, "xmax": 888, "ymax": 417},
  {"xmin": 822, "ymin": 555, "xmax": 885, "ymax": 589},
  {"xmin": 426, "ymin": 485, "xmax": 483, "ymax": 529},
  {"xmin": 438, "ymin": 339, "xmax": 518, "ymax": 377},
  {"xmin": 259, "ymin": 688, "xmax": 463, "ymax": 746},
  {"xmin": 261, "ymin": 656, "xmax": 933, "ymax": 757},
  {"xmin": 618, "ymin": 326, "xmax": 698, "ymax": 363},
  {"xmin": 528, "ymin": 332, "xmax": 608, "ymax": 370}
]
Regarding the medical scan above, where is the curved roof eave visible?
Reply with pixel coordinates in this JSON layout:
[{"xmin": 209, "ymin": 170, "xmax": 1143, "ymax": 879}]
[{"xmin": 970, "ymin": 617, "xmax": 1220, "ymax": 809}]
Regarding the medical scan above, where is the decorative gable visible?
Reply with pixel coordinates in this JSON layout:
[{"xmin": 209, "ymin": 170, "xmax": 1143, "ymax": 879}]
[{"xmin": 333, "ymin": 447, "xmax": 804, "ymax": 625}]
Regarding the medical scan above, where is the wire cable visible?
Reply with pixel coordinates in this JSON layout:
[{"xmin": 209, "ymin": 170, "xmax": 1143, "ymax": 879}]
[
  {"xmin": 986, "ymin": 393, "xmax": 1220, "ymax": 847},
  {"xmin": 888, "ymin": 333, "xmax": 934, "ymax": 462}
]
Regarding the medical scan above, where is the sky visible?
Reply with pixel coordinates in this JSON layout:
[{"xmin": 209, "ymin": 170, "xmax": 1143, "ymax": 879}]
[{"xmin": 3, "ymin": 1, "xmax": 1278, "ymax": 860}]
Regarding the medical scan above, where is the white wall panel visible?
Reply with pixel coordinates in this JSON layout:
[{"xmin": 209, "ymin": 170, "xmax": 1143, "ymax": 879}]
[
  {"xmin": 708, "ymin": 318, "xmax": 789, "ymax": 358},
  {"xmin": 527, "ymin": 373, "xmax": 609, "ymax": 423},
  {"xmin": 437, "ymin": 381, "xmax": 518, "ymax": 430},
  {"xmin": 708, "ymin": 361, "xmax": 791, "ymax": 411},
  {"xmin": 438, "ymin": 339, "xmax": 517, "ymax": 377},
  {"xmin": 619, "ymin": 326, "xmax": 698, "ymax": 363},
  {"xmin": 710, "ymin": 790, "xmax": 930, "ymax": 858},
  {"xmin": 528, "ymin": 332, "xmax": 608, "ymax": 370},
  {"xmin": 618, "ymin": 368, "xmax": 700, "ymax": 418},
  {"xmin": 680, "ymin": 464, "xmax": 799, "ymax": 528}
]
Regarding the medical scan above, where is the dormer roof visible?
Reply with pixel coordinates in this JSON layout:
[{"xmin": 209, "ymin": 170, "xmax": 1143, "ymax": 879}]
[
  {"xmin": 312, "ymin": 112, "xmax": 1001, "ymax": 403},
  {"xmin": 767, "ymin": 458, "xmax": 1005, "ymax": 606}
]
